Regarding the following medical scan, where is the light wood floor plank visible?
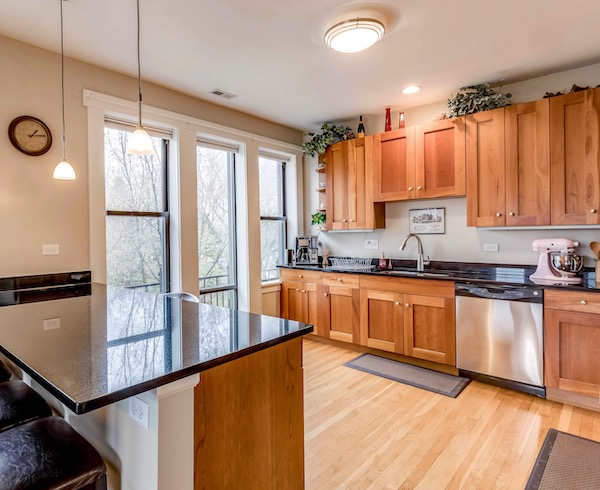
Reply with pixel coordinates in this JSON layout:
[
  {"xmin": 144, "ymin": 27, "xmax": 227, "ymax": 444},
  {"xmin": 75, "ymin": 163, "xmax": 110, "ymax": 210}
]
[{"xmin": 304, "ymin": 338, "xmax": 600, "ymax": 489}]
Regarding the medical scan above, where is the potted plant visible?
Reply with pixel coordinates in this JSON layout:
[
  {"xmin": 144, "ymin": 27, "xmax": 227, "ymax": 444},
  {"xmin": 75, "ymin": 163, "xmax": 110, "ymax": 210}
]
[
  {"xmin": 302, "ymin": 123, "xmax": 354, "ymax": 157},
  {"xmin": 311, "ymin": 211, "xmax": 326, "ymax": 230}
]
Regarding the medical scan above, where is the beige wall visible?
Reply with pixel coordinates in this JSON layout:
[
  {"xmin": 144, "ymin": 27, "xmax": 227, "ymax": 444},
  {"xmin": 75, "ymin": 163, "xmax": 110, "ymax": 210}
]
[
  {"xmin": 306, "ymin": 63, "xmax": 600, "ymax": 267},
  {"xmin": 0, "ymin": 34, "xmax": 302, "ymax": 278}
]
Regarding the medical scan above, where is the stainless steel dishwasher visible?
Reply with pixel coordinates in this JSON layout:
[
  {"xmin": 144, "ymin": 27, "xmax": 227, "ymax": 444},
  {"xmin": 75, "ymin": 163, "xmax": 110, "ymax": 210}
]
[{"xmin": 455, "ymin": 283, "xmax": 545, "ymax": 397}]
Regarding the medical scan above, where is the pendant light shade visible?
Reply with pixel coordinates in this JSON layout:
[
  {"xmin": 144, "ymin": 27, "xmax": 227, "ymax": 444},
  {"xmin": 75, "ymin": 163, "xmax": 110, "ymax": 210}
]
[
  {"xmin": 126, "ymin": 0, "xmax": 154, "ymax": 155},
  {"xmin": 325, "ymin": 18, "xmax": 385, "ymax": 53},
  {"xmin": 53, "ymin": 0, "xmax": 76, "ymax": 181}
]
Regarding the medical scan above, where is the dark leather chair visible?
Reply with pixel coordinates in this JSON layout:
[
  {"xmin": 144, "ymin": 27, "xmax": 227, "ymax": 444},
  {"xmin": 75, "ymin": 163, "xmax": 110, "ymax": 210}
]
[
  {"xmin": 0, "ymin": 416, "xmax": 107, "ymax": 490},
  {"xmin": 0, "ymin": 380, "xmax": 52, "ymax": 432},
  {"xmin": 0, "ymin": 360, "xmax": 11, "ymax": 382}
]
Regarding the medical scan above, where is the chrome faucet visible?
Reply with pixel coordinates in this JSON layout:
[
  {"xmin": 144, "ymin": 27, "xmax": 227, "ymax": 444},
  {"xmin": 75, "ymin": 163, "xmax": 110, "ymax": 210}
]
[{"xmin": 399, "ymin": 234, "xmax": 427, "ymax": 271}]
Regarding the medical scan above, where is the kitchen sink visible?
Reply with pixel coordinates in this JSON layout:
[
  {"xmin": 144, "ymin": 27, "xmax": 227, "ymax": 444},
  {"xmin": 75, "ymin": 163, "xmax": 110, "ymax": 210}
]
[{"xmin": 385, "ymin": 270, "xmax": 450, "ymax": 278}]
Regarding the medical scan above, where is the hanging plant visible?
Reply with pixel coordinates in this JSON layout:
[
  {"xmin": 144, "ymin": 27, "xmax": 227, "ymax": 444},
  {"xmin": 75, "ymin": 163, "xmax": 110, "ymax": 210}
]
[
  {"xmin": 311, "ymin": 211, "xmax": 326, "ymax": 227},
  {"xmin": 446, "ymin": 83, "xmax": 512, "ymax": 118},
  {"xmin": 302, "ymin": 123, "xmax": 354, "ymax": 157}
]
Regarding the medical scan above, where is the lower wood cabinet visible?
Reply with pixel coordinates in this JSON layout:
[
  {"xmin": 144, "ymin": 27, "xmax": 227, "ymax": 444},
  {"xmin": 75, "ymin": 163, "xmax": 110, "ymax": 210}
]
[
  {"xmin": 280, "ymin": 270, "xmax": 321, "ymax": 335},
  {"xmin": 544, "ymin": 290, "xmax": 600, "ymax": 410},
  {"xmin": 319, "ymin": 274, "xmax": 360, "ymax": 343},
  {"xmin": 360, "ymin": 289, "xmax": 404, "ymax": 353}
]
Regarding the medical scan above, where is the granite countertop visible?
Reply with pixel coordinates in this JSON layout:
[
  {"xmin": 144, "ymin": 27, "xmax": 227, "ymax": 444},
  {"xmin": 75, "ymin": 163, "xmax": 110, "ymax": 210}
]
[
  {"xmin": 279, "ymin": 260, "xmax": 600, "ymax": 292},
  {"xmin": 0, "ymin": 283, "xmax": 312, "ymax": 414}
]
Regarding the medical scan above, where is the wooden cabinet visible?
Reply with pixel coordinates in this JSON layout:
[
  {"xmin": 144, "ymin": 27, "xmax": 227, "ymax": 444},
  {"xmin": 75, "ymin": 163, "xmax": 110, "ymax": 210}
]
[
  {"xmin": 544, "ymin": 290, "xmax": 600, "ymax": 411},
  {"xmin": 280, "ymin": 269, "xmax": 321, "ymax": 335},
  {"xmin": 373, "ymin": 128, "xmax": 416, "ymax": 201},
  {"xmin": 466, "ymin": 102, "xmax": 551, "ymax": 227},
  {"xmin": 319, "ymin": 273, "xmax": 360, "ymax": 343},
  {"xmin": 550, "ymin": 89, "xmax": 600, "ymax": 225},
  {"xmin": 359, "ymin": 276, "xmax": 456, "ymax": 366},
  {"xmin": 325, "ymin": 137, "xmax": 385, "ymax": 230},
  {"xmin": 415, "ymin": 117, "xmax": 466, "ymax": 199}
]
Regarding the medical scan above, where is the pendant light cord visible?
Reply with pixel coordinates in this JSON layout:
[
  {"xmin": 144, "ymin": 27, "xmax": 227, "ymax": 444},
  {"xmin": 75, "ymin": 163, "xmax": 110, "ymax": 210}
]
[
  {"xmin": 136, "ymin": 0, "xmax": 143, "ymax": 128},
  {"xmin": 60, "ymin": 0, "xmax": 66, "ymax": 161}
]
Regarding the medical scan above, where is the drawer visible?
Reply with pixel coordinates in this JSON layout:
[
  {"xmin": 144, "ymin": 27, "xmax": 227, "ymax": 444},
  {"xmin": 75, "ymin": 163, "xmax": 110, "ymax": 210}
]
[
  {"xmin": 280, "ymin": 268, "xmax": 322, "ymax": 283},
  {"xmin": 545, "ymin": 290, "xmax": 600, "ymax": 315},
  {"xmin": 322, "ymin": 273, "xmax": 359, "ymax": 288}
]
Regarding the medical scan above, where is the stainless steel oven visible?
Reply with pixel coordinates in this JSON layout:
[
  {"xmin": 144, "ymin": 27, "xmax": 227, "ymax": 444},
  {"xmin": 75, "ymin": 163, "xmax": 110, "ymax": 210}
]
[{"xmin": 455, "ymin": 283, "xmax": 544, "ymax": 396}]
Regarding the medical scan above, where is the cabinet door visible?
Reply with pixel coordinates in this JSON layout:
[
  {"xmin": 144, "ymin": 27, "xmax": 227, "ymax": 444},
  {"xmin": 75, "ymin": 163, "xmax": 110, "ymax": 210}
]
[
  {"xmin": 281, "ymin": 281, "xmax": 303, "ymax": 322},
  {"xmin": 303, "ymin": 282, "xmax": 319, "ymax": 329},
  {"xmin": 319, "ymin": 284, "xmax": 360, "ymax": 343},
  {"xmin": 359, "ymin": 289, "xmax": 403, "ymax": 353},
  {"xmin": 373, "ymin": 127, "xmax": 416, "ymax": 202},
  {"xmin": 505, "ymin": 100, "xmax": 551, "ymax": 225},
  {"xmin": 403, "ymin": 294, "xmax": 455, "ymax": 366},
  {"xmin": 466, "ymin": 108, "xmax": 506, "ymax": 227},
  {"xmin": 325, "ymin": 141, "xmax": 351, "ymax": 230},
  {"xmin": 550, "ymin": 89, "xmax": 600, "ymax": 225},
  {"xmin": 351, "ymin": 136, "xmax": 385, "ymax": 230},
  {"xmin": 545, "ymin": 309, "xmax": 600, "ymax": 400},
  {"xmin": 415, "ymin": 117, "xmax": 466, "ymax": 199}
]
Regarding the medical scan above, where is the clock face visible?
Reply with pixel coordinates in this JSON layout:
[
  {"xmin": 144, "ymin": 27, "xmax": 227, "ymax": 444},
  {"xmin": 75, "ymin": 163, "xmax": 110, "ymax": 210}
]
[{"xmin": 8, "ymin": 116, "xmax": 53, "ymax": 156}]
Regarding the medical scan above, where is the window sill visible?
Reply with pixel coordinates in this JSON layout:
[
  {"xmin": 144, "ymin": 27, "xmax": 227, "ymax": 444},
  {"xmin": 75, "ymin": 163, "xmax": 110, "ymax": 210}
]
[{"xmin": 261, "ymin": 281, "xmax": 281, "ymax": 294}]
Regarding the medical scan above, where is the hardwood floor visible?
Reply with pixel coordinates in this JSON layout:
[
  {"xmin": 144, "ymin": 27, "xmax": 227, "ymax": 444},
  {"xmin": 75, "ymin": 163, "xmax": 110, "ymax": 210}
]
[{"xmin": 303, "ymin": 338, "xmax": 600, "ymax": 489}]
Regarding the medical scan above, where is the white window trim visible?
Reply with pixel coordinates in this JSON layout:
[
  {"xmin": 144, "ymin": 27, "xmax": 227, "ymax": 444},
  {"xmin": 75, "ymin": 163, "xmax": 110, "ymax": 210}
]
[{"xmin": 84, "ymin": 89, "xmax": 303, "ymax": 314}]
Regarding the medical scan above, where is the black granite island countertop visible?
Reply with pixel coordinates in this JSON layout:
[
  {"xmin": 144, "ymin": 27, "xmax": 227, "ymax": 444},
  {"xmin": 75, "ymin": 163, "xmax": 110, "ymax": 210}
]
[{"xmin": 0, "ymin": 283, "xmax": 312, "ymax": 414}]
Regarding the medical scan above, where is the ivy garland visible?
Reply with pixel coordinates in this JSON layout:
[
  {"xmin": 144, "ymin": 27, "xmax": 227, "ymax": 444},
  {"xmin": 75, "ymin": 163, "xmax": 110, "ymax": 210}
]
[
  {"xmin": 446, "ymin": 83, "xmax": 512, "ymax": 118},
  {"xmin": 302, "ymin": 122, "xmax": 354, "ymax": 157}
]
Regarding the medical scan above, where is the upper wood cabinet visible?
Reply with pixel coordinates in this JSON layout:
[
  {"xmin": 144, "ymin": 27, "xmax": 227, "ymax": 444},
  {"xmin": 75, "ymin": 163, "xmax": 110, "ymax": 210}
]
[
  {"xmin": 550, "ymin": 89, "xmax": 600, "ymax": 225},
  {"xmin": 325, "ymin": 137, "xmax": 385, "ymax": 231},
  {"xmin": 467, "ymin": 101, "xmax": 551, "ymax": 227},
  {"xmin": 373, "ymin": 128, "xmax": 416, "ymax": 201},
  {"xmin": 415, "ymin": 117, "xmax": 466, "ymax": 199}
]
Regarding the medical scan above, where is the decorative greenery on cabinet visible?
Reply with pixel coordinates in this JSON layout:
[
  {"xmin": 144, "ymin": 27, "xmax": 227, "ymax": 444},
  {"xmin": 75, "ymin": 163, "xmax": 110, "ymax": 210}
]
[{"xmin": 302, "ymin": 122, "xmax": 354, "ymax": 157}]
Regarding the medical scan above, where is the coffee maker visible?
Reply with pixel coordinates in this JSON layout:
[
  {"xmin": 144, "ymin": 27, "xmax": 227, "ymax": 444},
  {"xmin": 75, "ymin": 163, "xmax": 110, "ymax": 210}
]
[{"xmin": 295, "ymin": 236, "xmax": 319, "ymax": 265}]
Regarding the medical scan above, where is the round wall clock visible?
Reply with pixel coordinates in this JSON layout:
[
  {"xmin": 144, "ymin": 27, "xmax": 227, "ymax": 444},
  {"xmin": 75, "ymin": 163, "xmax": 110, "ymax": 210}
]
[{"xmin": 8, "ymin": 115, "xmax": 53, "ymax": 156}]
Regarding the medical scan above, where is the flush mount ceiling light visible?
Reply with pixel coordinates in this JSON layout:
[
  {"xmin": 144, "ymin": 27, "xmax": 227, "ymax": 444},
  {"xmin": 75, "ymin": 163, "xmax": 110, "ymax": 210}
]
[
  {"xmin": 402, "ymin": 85, "xmax": 421, "ymax": 94},
  {"xmin": 126, "ymin": 0, "xmax": 154, "ymax": 155},
  {"xmin": 53, "ymin": 0, "xmax": 76, "ymax": 181},
  {"xmin": 325, "ymin": 18, "xmax": 385, "ymax": 53}
]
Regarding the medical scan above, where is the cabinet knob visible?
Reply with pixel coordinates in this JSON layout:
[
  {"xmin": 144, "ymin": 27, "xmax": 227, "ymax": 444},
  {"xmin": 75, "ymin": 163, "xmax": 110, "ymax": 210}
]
[
  {"xmin": 580, "ymin": 300, "xmax": 588, "ymax": 305},
  {"xmin": 417, "ymin": 186, "xmax": 422, "ymax": 190},
  {"xmin": 496, "ymin": 212, "xmax": 502, "ymax": 217},
  {"xmin": 509, "ymin": 212, "xmax": 515, "ymax": 216},
  {"xmin": 301, "ymin": 289, "xmax": 306, "ymax": 293},
  {"xmin": 342, "ymin": 219, "xmax": 348, "ymax": 222},
  {"xmin": 336, "ymin": 278, "xmax": 342, "ymax": 282},
  {"xmin": 405, "ymin": 303, "xmax": 410, "ymax": 308},
  {"xmin": 323, "ymin": 293, "xmax": 328, "ymax": 297},
  {"xmin": 395, "ymin": 302, "xmax": 400, "ymax": 305},
  {"xmin": 408, "ymin": 186, "xmax": 413, "ymax": 191},
  {"xmin": 591, "ymin": 209, "xmax": 597, "ymax": 214},
  {"xmin": 350, "ymin": 219, "xmax": 355, "ymax": 222},
  {"xmin": 295, "ymin": 288, "xmax": 300, "ymax": 292},
  {"xmin": 298, "ymin": 274, "xmax": 303, "ymax": 278}
]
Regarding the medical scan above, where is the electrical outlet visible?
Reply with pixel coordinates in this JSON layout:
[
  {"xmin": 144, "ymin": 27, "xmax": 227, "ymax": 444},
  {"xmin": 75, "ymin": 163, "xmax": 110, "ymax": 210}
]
[
  {"xmin": 42, "ymin": 244, "xmax": 59, "ymax": 255},
  {"xmin": 364, "ymin": 239, "xmax": 379, "ymax": 250},
  {"xmin": 483, "ymin": 243, "xmax": 499, "ymax": 252},
  {"xmin": 129, "ymin": 397, "xmax": 149, "ymax": 428},
  {"xmin": 43, "ymin": 317, "xmax": 61, "ymax": 330}
]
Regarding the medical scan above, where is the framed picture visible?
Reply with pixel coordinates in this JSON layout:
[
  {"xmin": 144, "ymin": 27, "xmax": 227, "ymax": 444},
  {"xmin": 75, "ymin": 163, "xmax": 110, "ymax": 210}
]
[{"xmin": 409, "ymin": 208, "xmax": 445, "ymax": 234}]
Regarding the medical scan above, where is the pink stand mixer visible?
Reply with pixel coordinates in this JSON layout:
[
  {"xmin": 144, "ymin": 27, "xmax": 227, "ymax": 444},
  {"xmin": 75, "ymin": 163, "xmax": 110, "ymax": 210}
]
[{"xmin": 530, "ymin": 238, "xmax": 584, "ymax": 284}]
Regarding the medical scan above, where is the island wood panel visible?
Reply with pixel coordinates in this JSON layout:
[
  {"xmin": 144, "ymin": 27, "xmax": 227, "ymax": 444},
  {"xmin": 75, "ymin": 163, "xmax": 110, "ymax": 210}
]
[
  {"xmin": 466, "ymin": 107, "xmax": 506, "ymax": 227},
  {"xmin": 319, "ymin": 284, "xmax": 360, "ymax": 344},
  {"xmin": 415, "ymin": 117, "xmax": 466, "ymax": 199},
  {"xmin": 325, "ymin": 141, "xmax": 350, "ymax": 230},
  {"xmin": 403, "ymin": 294, "xmax": 455, "ymax": 365},
  {"xmin": 359, "ymin": 289, "xmax": 403, "ymax": 353},
  {"xmin": 373, "ymin": 127, "xmax": 416, "ymax": 201},
  {"xmin": 505, "ymin": 100, "xmax": 551, "ymax": 226},
  {"xmin": 194, "ymin": 338, "xmax": 304, "ymax": 490},
  {"xmin": 550, "ymin": 89, "xmax": 600, "ymax": 225}
]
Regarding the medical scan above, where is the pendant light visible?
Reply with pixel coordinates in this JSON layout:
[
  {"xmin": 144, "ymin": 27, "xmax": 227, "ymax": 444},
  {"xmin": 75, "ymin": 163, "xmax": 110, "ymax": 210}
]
[
  {"xmin": 126, "ymin": 0, "xmax": 154, "ymax": 155},
  {"xmin": 53, "ymin": 0, "xmax": 76, "ymax": 180}
]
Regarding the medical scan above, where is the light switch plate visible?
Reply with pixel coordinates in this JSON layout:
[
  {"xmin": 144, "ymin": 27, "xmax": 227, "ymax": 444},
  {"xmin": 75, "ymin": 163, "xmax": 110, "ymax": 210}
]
[
  {"xmin": 483, "ymin": 243, "xmax": 499, "ymax": 252},
  {"xmin": 43, "ymin": 318, "xmax": 61, "ymax": 330},
  {"xmin": 364, "ymin": 239, "xmax": 379, "ymax": 250},
  {"xmin": 42, "ymin": 244, "xmax": 59, "ymax": 255}
]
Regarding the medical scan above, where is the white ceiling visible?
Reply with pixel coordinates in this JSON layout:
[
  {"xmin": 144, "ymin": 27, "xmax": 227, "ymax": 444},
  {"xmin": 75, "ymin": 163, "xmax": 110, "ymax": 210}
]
[{"xmin": 1, "ymin": 0, "xmax": 600, "ymax": 132}]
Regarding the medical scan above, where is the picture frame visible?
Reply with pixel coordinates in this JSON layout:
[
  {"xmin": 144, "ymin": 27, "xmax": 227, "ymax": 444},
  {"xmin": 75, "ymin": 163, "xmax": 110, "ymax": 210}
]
[{"xmin": 409, "ymin": 207, "xmax": 445, "ymax": 234}]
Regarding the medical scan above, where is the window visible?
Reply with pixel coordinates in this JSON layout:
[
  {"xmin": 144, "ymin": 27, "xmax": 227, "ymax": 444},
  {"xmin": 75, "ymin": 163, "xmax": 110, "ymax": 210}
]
[
  {"xmin": 259, "ymin": 156, "xmax": 286, "ymax": 282},
  {"xmin": 197, "ymin": 144, "xmax": 237, "ymax": 307},
  {"xmin": 104, "ymin": 126, "xmax": 170, "ymax": 293}
]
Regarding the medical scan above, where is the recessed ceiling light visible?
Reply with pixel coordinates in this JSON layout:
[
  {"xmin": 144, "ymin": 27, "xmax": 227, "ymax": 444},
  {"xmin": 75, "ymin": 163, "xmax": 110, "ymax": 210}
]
[
  {"xmin": 402, "ymin": 85, "xmax": 421, "ymax": 94},
  {"xmin": 324, "ymin": 18, "xmax": 385, "ymax": 54}
]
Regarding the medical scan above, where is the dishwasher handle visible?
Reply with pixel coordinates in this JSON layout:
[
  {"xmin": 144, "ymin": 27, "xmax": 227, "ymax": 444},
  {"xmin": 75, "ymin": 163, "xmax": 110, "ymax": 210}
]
[{"xmin": 455, "ymin": 283, "xmax": 543, "ymax": 302}]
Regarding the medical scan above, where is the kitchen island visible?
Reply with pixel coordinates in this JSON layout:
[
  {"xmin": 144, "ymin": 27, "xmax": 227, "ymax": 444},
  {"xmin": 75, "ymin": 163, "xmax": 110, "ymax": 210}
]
[{"xmin": 0, "ymin": 279, "xmax": 312, "ymax": 489}]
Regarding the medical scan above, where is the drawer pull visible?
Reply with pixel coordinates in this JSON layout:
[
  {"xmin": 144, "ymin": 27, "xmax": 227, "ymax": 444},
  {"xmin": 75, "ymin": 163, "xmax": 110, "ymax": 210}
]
[
  {"xmin": 509, "ymin": 212, "xmax": 515, "ymax": 216},
  {"xmin": 298, "ymin": 274, "xmax": 303, "ymax": 278},
  {"xmin": 417, "ymin": 186, "xmax": 422, "ymax": 190},
  {"xmin": 342, "ymin": 219, "xmax": 348, "ymax": 222},
  {"xmin": 591, "ymin": 209, "xmax": 597, "ymax": 214},
  {"xmin": 395, "ymin": 301, "xmax": 400, "ymax": 306},
  {"xmin": 301, "ymin": 290, "xmax": 306, "ymax": 293},
  {"xmin": 337, "ymin": 278, "xmax": 342, "ymax": 282},
  {"xmin": 323, "ymin": 293, "xmax": 328, "ymax": 297},
  {"xmin": 580, "ymin": 300, "xmax": 588, "ymax": 305},
  {"xmin": 405, "ymin": 303, "xmax": 410, "ymax": 308},
  {"xmin": 295, "ymin": 288, "xmax": 300, "ymax": 292},
  {"xmin": 496, "ymin": 212, "xmax": 502, "ymax": 217},
  {"xmin": 408, "ymin": 186, "xmax": 413, "ymax": 191}
]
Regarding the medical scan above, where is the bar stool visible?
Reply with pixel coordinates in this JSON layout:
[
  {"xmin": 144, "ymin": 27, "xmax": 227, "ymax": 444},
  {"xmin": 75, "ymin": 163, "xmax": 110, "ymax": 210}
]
[
  {"xmin": 0, "ymin": 380, "xmax": 52, "ymax": 432},
  {"xmin": 0, "ymin": 416, "xmax": 107, "ymax": 489},
  {"xmin": 0, "ymin": 360, "xmax": 11, "ymax": 382}
]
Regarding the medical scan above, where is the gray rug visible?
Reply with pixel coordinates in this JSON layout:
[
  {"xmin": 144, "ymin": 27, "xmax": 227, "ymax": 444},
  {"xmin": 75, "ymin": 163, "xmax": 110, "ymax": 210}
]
[
  {"xmin": 344, "ymin": 353, "xmax": 470, "ymax": 398},
  {"xmin": 526, "ymin": 429, "xmax": 600, "ymax": 489}
]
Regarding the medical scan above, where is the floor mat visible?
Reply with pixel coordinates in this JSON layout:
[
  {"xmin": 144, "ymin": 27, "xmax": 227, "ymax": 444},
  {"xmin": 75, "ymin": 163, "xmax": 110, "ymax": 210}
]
[
  {"xmin": 344, "ymin": 353, "xmax": 470, "ymax": 398},
  {"xmin": 526, "ymin": 429, "xmax": 600, "ymax": 489}
]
